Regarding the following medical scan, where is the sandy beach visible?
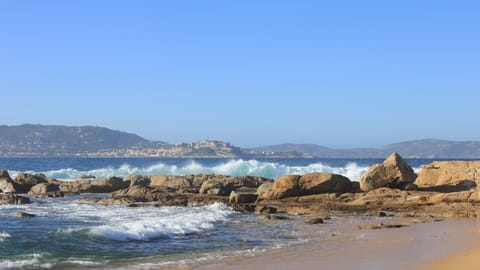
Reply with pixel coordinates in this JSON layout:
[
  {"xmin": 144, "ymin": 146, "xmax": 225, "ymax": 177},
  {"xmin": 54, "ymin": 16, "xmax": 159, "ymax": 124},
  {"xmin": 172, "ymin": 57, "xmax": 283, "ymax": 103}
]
[
  {"xmin": 425, "ymin": 245, "xmax": 480, "ymax": 270},
  {"xmin": 194, "ymin": 219, "xmax": 480, "ymax": 270}
]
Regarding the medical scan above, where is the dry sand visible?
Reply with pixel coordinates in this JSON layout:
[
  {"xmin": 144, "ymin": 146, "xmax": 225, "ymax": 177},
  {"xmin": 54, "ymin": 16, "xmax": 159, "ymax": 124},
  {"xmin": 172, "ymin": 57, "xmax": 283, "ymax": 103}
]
[{"xmin": 194, "ymin": 219, "xmax": 480, "ymax": 270}]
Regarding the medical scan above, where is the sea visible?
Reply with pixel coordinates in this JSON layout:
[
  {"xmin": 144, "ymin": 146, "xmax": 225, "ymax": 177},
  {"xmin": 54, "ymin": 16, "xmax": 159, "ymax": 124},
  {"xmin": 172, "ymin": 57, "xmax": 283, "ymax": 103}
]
[{"xmin": 0, "ymin": 158, "xmax": 442, "ymax": 269}]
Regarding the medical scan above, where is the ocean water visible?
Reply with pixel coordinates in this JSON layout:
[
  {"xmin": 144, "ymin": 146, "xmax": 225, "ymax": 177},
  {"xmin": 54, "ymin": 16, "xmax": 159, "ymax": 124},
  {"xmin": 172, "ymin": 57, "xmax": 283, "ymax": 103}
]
[
  {"xmin": 0, "ymin": 158, "xmax": 437, "ymax": 269},
  {"xmin": 0, "ymin": 157, "xmax": 435, "ymax": 182}
]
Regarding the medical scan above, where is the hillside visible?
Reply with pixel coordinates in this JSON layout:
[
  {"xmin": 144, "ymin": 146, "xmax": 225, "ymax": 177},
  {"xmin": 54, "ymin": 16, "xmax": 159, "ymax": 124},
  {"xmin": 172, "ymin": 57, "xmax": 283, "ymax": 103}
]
[
  {"xmin": 0, "ymin": 124, "xmax": 479, "ymax": 158},
  {"xmin": 249, "ymin": 139, "xmax": 480, "ymax": 158},
  {"xmin": 0, "ymin": 124, "xmax": 166, "ymax": 156}
]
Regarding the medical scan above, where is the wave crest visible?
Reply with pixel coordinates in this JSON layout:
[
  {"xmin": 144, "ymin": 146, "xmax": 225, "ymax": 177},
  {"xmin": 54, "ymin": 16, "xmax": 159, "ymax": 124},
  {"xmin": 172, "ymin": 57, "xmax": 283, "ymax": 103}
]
[
  {"xmin": 11, "ymin": 159, "xmax": 371, "ymax": 181},
  {"xmin": 89, "ymin": 203, "xmax": 233, "ymax": 241}
]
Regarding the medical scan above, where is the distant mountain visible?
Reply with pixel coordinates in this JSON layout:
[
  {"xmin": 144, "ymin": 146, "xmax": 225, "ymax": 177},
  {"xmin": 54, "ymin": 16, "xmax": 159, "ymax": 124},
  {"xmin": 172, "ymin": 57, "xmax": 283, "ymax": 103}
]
[
  {"xmin": 381, "ymin": 139, "xmax": 480, "ymax": 158},
  {"xmin": 0, "ymin": 124, "xmax": 479, "ymax": 158},
  {"xmin": 0, "ymin": 124, "xmax": 166, "ymax": 156},
  {"xmin": 249, "ymin": 139, "xmax": 480, "ymax": 158}
]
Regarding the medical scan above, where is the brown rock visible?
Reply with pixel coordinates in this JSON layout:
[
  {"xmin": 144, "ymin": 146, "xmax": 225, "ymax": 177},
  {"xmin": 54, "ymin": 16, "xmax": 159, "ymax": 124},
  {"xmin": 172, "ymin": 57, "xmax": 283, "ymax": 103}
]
[
  {"xmin": 415, "ymin": 161, "xmax": 480, "ymax": 188},
  {"xmin": 150, "ymin": 175, "xmax": 193, "ymax": 190},
  {"xmin": 13, "ymin": 173, "xmax": 48, "ymax": 193},
  {"xmin": 299, "ymin": 173, "xmax": 352, "ymax": 195},
  {"xmin": 272, "ymin": 173, "xmax": 352, "ymax": 199},
  {"xmin": 59, "ymin": 176, "xmax": 128, "ymax": 194},
  {"xmin": 359, "ymin": 153, "xmax": 416, "ymax": 192},
  {"xmin": 28, "ymin": 183, "xmax": 61, "ymax": 196},
  {"xmin": 256, "ymin": 182, "xmax": 274, "ymax": 199},
  {"xmin": 271, "ymin": 175, "xmax": 301, "ymax": 199},
  {"xmin": 403, "ymin": 183, "xmax": 418, "ymax": 191},
  {"xmin": 14, "ymin": 212, "xmax": 36, "ymax": 218},
  {"xmin": 0, "ymin": 193, "xmax": 30, "ymax": 204},
  {"xmin": 199, "ymin": 175, "xmax": 270, "ymax": 196},
  {"xmin": 125, "ymin": 175, "xmax": 151, "ymax": 187},
  {"xmin": 306, "ymin": 217, "xmax": 324, "ymax": 224},
  {"xmin": 255, "ymin": 205, "xmax": 277, "ymax": 214},
  {"xmin": 0, "ymin": 170, "xmax": 16, "ymax": 193},
  {"xmin": 229, "ymin": 191, "xmax": 258, "ymax": 204}
]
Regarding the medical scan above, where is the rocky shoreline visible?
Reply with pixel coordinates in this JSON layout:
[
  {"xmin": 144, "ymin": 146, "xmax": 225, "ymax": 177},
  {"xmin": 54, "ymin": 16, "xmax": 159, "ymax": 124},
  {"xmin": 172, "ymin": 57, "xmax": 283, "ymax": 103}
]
[{"xmin": 2, "ymin": 153, "xmax": 480, "ymax": 220}]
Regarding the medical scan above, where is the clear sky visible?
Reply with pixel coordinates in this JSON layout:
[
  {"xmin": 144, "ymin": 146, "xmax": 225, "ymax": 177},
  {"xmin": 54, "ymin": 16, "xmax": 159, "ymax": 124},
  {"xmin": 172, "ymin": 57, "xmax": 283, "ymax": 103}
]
[{"xmin": 1, "ymin": 1, "xmax": 479, "ymax": 148}]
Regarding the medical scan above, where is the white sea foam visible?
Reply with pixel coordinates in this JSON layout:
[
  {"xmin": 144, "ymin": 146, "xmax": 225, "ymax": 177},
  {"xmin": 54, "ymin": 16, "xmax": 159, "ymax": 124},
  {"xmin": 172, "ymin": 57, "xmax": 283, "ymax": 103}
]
[
  {"xmin": 0, "ymin": 253, "xmax": 51, "ymax": 269},
  {"xmin": 89, "ymin": 202, "xmax": 233, "ymax": 241},
  {"xmin": 0, "ymin": 231, "xmax": 11, "ymax": 242},
  {"xmin": 10, "ymin": 159, "xmax": 373, "ymax": 181}
]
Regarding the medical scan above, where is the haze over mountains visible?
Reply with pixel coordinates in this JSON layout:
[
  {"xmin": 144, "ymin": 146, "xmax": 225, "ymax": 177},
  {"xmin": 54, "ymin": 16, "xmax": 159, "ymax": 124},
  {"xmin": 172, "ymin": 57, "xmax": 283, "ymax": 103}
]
[{"xmin": 0, "ymin": 124, "xmax": 479, "ymax": 158}]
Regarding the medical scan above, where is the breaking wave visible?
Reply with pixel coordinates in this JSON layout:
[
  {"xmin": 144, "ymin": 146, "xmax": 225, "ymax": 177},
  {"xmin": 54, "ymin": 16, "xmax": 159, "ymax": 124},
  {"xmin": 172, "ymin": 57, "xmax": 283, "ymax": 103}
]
[
  {"xmin": 0, "ymin": 231, "xmax": 11, "ymax": 242},
  {"xmin": 10, "ymin": 160, "xmax": 371, "ymax": 181},
  {"xmin": 88, "ymin": 202, "xmax": 233, "ymax": 241}
]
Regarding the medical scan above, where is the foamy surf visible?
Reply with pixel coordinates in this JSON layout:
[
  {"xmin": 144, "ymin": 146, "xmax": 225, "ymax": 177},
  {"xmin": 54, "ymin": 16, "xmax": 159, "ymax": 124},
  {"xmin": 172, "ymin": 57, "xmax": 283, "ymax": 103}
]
[
  {"xmin": 0, "ymin": 232, "xmax": 11, "ymax": 242},
  {"xmin": 89, "ymin": 203, "xmax": 234, "ymax": 241},
  {"xmin": 9, "ymin": 159, "xmax": 374, "ymax": 181}
]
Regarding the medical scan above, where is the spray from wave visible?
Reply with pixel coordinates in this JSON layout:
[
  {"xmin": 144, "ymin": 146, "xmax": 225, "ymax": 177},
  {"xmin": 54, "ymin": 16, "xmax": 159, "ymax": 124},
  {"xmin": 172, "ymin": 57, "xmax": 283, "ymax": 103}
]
[
  {"xmin": 0, "ymin": 231, "xmax": 11, "ymax": 242},
  {"xmin": 9, "ymin": 160, "xmax": 372, "ymax": 181},
  {"xmin": 89, "ymin": 202, "xmax": 233, "ymax": 241}
]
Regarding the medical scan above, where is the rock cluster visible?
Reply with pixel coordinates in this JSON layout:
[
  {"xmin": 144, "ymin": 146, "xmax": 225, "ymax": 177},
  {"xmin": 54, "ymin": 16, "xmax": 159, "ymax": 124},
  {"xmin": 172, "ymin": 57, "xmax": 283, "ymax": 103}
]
[{"xmin": 2, "ymin": 153, "xmax": 480, "ymax": 219}]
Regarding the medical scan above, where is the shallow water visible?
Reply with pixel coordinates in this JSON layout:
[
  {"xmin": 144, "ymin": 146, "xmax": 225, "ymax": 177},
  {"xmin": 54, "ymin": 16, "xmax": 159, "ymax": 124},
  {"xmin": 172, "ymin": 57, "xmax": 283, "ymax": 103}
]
[
  {"xmin": 0, "ymin": 157, "xmax": 443, "ymax": 269},
  {"xmin": 0, "ymin": 195, "xmax": 351, "ymax": 269}
]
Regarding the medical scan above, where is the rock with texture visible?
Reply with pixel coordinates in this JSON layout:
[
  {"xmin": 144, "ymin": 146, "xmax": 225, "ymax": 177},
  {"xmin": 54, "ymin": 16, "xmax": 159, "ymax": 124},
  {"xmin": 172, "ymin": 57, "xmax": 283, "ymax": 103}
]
[
  {"xmin": 13, "ymin": 173, "xmax": 48, "ymax": 193},
  {"xmin": 229, "ymin": 191, "xmax": 258, "ymax": 204},
  {"xmin": 359, "ymin": 153, "xmax": 416, "ymax": 192},
  {"xmin": 0, "ymin": 194, "xmax": 30, "ymax": 204},
  {"xmin": 272, "ymin": 173, "xmax": 352, "ymax": 199},
  {"xmin": 14, "ymin": 212, "xmax": 36, "ymax": 218},
  {"xmin": 28, "ymin": 183, "xmax": 61, "ymax": 197},
  {"xmin": 415, "ymin": 161, "xmax": 480, "ymax": 188},
  {"xmin": 0, "ymin": 170, "xmax": 16, "ymax": 193}
]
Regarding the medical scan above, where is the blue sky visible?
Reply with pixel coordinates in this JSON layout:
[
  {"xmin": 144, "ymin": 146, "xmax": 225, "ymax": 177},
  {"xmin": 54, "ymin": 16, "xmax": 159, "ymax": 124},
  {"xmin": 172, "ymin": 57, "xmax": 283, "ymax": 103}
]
[{"xmin": 1, "ymin": 1, "xmax": 479, "ymax": 147}]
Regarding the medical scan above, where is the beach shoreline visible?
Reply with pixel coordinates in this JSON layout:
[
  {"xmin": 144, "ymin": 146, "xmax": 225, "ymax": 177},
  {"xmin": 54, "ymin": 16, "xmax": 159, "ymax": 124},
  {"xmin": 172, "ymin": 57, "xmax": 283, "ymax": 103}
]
[{"xmin": 191, "ymin": 219, "xmax": 480, "ymax": 270}]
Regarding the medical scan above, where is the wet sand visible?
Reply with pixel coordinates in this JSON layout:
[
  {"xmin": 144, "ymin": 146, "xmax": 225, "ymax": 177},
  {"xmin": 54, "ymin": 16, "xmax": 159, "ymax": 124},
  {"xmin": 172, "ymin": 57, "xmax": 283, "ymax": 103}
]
[
  {"xmin": 424, "ymin": 245, "xmax": 480, "ymax": 270},
  {"xmin": 194, "ymin": 219, "xmax": 480, "ymax": 270}
]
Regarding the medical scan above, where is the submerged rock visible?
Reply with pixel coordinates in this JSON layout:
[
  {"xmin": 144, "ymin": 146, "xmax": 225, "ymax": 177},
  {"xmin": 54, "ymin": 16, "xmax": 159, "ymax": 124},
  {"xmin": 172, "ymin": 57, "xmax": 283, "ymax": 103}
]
[
  {"xmin": 306, "ymin": 217, "xmax": 324, "ymax": 224},
  {"xmin": 14, "ymin": 212, "xmax": 36, "ymax": 218},
  {"xmin": 359, "ymin": 153, "xmax": 416, "ymax": 192},
  {"xmin": 255, "ymin": 205, "xmax": 277, "ymax": 214}
]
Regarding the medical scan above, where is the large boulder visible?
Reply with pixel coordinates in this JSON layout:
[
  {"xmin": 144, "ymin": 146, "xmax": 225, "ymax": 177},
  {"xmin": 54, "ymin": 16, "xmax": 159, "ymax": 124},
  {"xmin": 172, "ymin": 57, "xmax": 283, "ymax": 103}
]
[
  {"xmin": 359, "ymin": 153, "xmax": 416, "ymax": 192},
  {"xmin": 415, "ymin": 161, "xmax": 480, "ymax": 188},
  {"xmin": 299, "ymin": 173, "xmax": 352, "ymax": 195},
  {"xmin": 272, "ymin": 173, "xmax": 352, "ymax": 199},
  {"xmin": 13, "ymin": 173, "xmax": 48, "ymax": 193},
  {"xmin": 271, "ymin": 175, "xmax": 301, "ymax": 199},
  {"xmin": 0, "ymin": 170, "xmax": 16, "ymax": 193}
]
